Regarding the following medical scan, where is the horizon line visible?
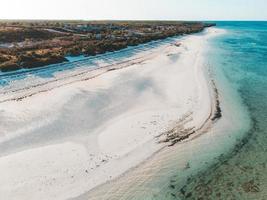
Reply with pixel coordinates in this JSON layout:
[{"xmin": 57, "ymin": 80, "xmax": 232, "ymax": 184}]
[{"xmin": 0, "ymin": 18, "xmax": 267, "ymax": 22}]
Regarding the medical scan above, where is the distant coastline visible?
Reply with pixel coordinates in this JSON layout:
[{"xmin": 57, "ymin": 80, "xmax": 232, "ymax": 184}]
[{"xmin": 0, "ymin": 21, "xmax": 215, "ymax": 72}]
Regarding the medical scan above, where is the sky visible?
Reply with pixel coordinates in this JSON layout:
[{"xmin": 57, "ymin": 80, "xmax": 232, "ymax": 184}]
[{"xmin": 1, "ymin": 0, "xmax": 267, "ymax": 21}]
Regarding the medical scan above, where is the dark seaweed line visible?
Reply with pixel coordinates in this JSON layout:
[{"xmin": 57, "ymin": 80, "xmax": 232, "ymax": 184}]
[
  {"xmin": 211, "ymin": 79, "xmax": 222, "ymax": 121},
  {"xmin": 160, "ymin": 72, "xmax": 222, "ymax": 147}
]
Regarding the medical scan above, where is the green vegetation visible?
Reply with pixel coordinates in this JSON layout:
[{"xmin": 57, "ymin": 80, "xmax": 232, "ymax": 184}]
[{"xmin": 0, "ymin": 20, "xmax": 215, "ymax": 72}]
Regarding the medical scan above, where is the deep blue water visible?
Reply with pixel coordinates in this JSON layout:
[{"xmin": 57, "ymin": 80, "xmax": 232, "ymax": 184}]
[{"xmin": 179, "ymin": 21, "xmax": 267, "ymax": 199}]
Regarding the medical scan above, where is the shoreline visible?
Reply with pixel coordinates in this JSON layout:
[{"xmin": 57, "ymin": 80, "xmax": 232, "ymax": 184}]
[
  {"xmin": 0, "ymin": 27, "xmax": 223, "ymax": 200},
  {"xmin": 73, "ymin": 58, "xmax": 224, "ymax": 200},
  {"xmin": 75, "ymin": 27, "xmax": 249, "ymax": 200},
  {"xmin": 158, "ymin": 77, "xmax": 222, "ymax": 147},
  {"xmin": 73, "ymin": 28, "xmax": 227, "ymax": 200},
  {"xmin": 177, "ymin": 22, "xmax": 267, "ymax": 199}
]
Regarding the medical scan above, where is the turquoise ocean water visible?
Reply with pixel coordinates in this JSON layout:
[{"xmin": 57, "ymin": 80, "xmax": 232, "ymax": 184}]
[
  {"xmin": 85, "ymin": 22, "xmax": 267, "ymax": 200},
  {"xmin": 80, "ymin": 22, "xmax": 267, "ymax": 200},
  {"xmin": 177, "ymin": 21, "xmax": 267, "ymax": 199}
]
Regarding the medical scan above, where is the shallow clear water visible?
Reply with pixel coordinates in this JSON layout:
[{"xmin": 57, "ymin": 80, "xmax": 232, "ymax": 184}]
[{"xmin": 178, "ymin": 21, "xmax": 267, "ymax": 199}]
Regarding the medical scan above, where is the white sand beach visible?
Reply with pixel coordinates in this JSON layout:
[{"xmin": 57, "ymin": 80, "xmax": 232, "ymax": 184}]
[{"xmin": 0, "ymin": 28, "xmax": 226, "ymax": 200}]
